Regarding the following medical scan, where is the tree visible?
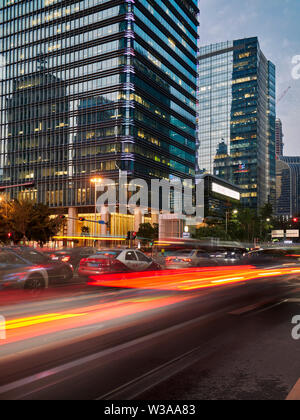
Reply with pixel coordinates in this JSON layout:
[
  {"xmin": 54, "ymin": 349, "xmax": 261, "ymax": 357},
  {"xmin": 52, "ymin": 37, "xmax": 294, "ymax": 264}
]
[
  {"xmin": 258, "ymin": 203, "xmax": 274, "ymax": 242},
  {"xmin": 0, "ymin": 199, "xmax": 64, "ymax": 246},
  {"xmin": 8, "ymin": 199, "xmax": 34, "ymax": 243},
  {"xmin": 260, "ymin": 203, "xmax": 273, "ymax": 221},
  {"xmin": 137, "ymin": 223, "xmax": 159, "ymax": 244},
  {"xmin": 81, "ymin": 226, "xmax": 90, "ymax": 236},
  {"xmin": 0, "ymin": 199, "xmax": 11, "ymax": 243},
  {"xmin": 193, "ymin": 225, "xmax": 231, "ymax": 241},
  {"xmin": 26, "ymin": 203, "xmax": 64, "ymax": 247}
]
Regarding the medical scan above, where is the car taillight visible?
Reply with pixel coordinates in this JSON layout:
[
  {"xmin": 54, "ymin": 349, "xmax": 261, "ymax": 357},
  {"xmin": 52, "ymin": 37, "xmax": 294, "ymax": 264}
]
[
  {"xmin": 80, "ymin": 258, "xmax": 88, "ymax": 266},
  {"xmin": 61, "ymin": 256, "xmax": 71, "ymax": 263},
  {"xmin": 182, "ymin": 258, "xmax": 192, "ymax": 262}
]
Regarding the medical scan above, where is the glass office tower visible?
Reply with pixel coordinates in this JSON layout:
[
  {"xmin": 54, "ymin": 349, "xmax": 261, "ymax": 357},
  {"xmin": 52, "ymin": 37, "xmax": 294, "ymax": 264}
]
[
  {"xmin": 197, "ymin": 37, "xmax": 276, "ymax": 210},
  {"xmin": 275, "ymin": 118, "xmax": 284, "ymax": 157},
  {"xmin": 276, "ymin": 156, "xmax": 300, "ymax": 218},
  {"xmin": 0, "ymin": 0, "xmax": 198, "ymax": 212}
]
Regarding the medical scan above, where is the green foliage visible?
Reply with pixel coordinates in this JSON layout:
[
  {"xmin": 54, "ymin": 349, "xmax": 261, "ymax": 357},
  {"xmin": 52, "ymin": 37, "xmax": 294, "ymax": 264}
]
[
  {"xmin": 26, "ymin": 203, "xmax": 64, "ymax": 246},
  {"xmin": 193, "ymin": 203, "xmax": 275, "ymax": 243},
  {"xmin": 0, "ymin": 199, "xmax": 64, "ymax": 246},
  {"xmin": 193, "ymin": 225, "xmax": 231, "ymax": 241},
  {"xmin": 137, "ymin": 223, "xmax": 159, "ymax": 244},
  {"xmin": 81, "ymin": 226, "xmax": 90, "ymax": 235}
]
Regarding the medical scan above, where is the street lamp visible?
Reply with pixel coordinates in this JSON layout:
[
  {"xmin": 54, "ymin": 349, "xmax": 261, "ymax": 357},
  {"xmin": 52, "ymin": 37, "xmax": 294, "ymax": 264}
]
[{"xmin": 90, "ymin": 177, "xmax": 102, "ymax": 237}]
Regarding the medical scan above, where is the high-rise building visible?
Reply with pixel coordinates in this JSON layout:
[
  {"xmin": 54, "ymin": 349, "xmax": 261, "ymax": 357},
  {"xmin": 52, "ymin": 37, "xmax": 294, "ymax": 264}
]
[
  {"xmin": 275, "ymin": 118, "xmax": 284, "ymax": 156},
  {"xmin": 197, "ymin": 37, "xmax": 276, "ymax": 210},
  {"xmin": 276, "ymin": 156, "xmax": 300, "ymax": 218},
  {"xmin": 0, "ymin": 0, "xmax": 199, "ymax": 235}
]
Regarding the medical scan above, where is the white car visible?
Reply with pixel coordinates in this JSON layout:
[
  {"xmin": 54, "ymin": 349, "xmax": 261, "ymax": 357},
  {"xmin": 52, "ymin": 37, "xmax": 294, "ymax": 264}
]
[{"xmin": 78, "ymin": 249, "xmax": 161, "ymax": 280}]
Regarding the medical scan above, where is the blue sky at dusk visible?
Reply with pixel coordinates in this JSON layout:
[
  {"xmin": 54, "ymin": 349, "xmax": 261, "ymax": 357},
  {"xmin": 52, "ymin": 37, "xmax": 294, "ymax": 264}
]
[{"xmin": 200, "ymin": 0, "xmax": 300, "ymax": 155}]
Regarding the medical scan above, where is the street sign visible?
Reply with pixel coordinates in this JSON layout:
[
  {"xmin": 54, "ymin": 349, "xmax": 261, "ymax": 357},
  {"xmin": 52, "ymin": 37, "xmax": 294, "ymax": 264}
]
[
  {"xmin": 272, "ymin": 230, "xmax": 284, "ymax": 238},
  {"xmin": 286, "ymin": 230, "xmax": 299, "ymax": 238},
  {"xmin": 183, "ymin": 232, "xmax": 191, "ymax": 239}
]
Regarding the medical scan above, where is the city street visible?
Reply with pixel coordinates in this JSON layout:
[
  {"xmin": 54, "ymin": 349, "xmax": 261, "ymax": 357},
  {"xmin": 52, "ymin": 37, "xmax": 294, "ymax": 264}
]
[
  {"xmin": 0, "ymin": 266, "xmax": 300, "ymax": 400},
  {"xmin": 0, "ymin": 0, "xmax": 299, "ymax": 404}
]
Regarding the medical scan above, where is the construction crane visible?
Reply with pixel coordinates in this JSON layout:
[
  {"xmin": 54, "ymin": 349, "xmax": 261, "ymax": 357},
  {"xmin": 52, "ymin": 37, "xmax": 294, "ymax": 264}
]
[{"xmin": 277, "ymin": 86, "xmax": 291, "ymax": 104}]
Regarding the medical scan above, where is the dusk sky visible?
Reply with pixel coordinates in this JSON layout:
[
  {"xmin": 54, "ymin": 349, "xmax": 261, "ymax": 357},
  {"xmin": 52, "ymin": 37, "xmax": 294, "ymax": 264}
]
[{"xmin": 200, "ymin": 0, "xmax": 300, "ymax": 156}]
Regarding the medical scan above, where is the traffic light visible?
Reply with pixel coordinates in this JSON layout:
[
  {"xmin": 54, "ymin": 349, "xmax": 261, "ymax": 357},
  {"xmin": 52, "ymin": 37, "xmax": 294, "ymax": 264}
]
[
  {"xmin": 127, "ymin": 231, "xmax": 137, "ymax": 240},
  {"xmin": 7, "ymin": 232, "xmax": 12, "ymax": 239},
  {"xmin": 59, "ymin": 215, "xmax": 66, "ymax": 219},
  {"xmin": 79, "ymin": 217, "xmax": 86, "ymax": 222},
  {"xmin": 293, "ymin": 217, "xmax": 299, "ymax": 223}
]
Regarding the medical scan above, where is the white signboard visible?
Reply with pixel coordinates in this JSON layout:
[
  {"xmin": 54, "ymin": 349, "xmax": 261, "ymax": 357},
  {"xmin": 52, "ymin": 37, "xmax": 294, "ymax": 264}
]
[
  {"xmin": 272, "ymin": 230, "xmax": 284, "ymax": 238},
  {"xmin": 183, "ymin": 232, "xmax": 191, "ymax": 239},
  {"xmin": 212, "ymin": 183, "xmax": 240, "ymax": 201},
  {"xmin": 286, "ymin": 230, "xmax": 299, "ymax": 238}
]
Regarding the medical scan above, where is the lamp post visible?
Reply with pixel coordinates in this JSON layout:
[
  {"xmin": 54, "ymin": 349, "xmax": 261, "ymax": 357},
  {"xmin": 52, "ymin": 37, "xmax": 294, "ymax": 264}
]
[{"xmin": 90, "ymin": 177, "xmax": 102, "ymax": 237}]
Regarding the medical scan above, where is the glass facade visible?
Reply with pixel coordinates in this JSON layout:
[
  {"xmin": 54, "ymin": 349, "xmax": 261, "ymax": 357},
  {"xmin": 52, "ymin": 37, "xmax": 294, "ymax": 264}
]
[
  {"xmin": 0, "ymin": 0, "xmax": 198, "ymax": 209},
  {"xmin": 276, "ymin": 156, "xmax": 300, "ymax": 218},
  {"xmin": 275, "ymin": 118, "xmax": 284, "ymax": 157},
  {"xmin": 202, "ymin": 174, "xmax": 240, "ymax": 221},
  {"xmin": 197, "ymin": 37, "xmax": 276, "ymax": 210}
]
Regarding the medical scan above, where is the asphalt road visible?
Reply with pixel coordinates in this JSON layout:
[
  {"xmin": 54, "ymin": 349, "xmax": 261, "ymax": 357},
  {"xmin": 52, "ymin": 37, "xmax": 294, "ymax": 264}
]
[{"xmin": 0, "ymin": 265, "xmax": 300, "ymax": 400}]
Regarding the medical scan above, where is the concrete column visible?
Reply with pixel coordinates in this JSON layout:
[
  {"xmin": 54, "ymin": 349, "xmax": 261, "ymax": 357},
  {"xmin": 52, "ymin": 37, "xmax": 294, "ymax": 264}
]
[
  {"xmin": 151, "ymin": 210, "xmax": 159, "ymax": 226},
  {"xmin": 67, "ymin": 207, "xmax": 78, "ymax": 237},
  {"xmin": 100, "ymin": 206, "xmax": 109, "ymax": 236},
  {"xmin": 134, "ymin": 207, "xmax": 144, "ymax": 233}
]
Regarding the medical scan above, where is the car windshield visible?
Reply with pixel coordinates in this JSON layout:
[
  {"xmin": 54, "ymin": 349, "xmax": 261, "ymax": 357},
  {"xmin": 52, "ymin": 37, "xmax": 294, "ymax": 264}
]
[
  {"xmin": 13, "ymin": 249, "xmax": 50, "ymax": 264},
  {"xmin": 0, "ymin": 250, "xmax": 24, "ymax": 266}
]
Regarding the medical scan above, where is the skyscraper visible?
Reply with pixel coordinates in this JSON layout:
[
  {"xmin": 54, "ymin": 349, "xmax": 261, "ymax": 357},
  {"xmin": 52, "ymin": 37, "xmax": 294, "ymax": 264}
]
[
  {"xmin": 0, "ymin": 0, "xmax": 199, "ymax": 230},
  {"xmin": 276, "ymin": 156, "xmax": 300, "ymax": 218},
  {"xmin": 197, "ymin": 37, "xmax": 276, "ymax": 210},
  {"xmin": 275, "ymin": 118, "xmax": 284, "ymax": 157}
]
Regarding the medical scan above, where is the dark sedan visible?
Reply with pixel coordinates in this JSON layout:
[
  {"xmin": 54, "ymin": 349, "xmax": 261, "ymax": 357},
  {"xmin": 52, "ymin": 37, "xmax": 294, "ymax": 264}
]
[
  {"xmin": 0, "ymin": 247, "xmax": 73, "ymax": 290},
  {"xmin": 45, "ymin": 247, "xmax": 97, "ymax": 272},
  {"xmin": 243, "ymin": 248, "xmax": 300, "ymax": 267}
]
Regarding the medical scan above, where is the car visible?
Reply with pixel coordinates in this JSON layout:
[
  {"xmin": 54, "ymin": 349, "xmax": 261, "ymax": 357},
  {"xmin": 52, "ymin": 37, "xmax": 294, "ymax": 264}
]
[
  {"xmin": 45, "ymin": 247, "xmax": 97, "ymax": 272},
  {"xmin": 0, "ymin": 247, "xmax": 74, "ymax": 290},
  {"xmin": 243, "ymin": 248, "xmax": 300, "ymax": 267},
  {"xmin": 78, "ymin": 249, "xmax": 161, "ymax": 280},
  {"xmin": 164, "ymin": 249, "xmax": 219, "ymax": 269},
  {"xmin": 209, "ymin": 248, "xmax": 245, "ymax": 265}
]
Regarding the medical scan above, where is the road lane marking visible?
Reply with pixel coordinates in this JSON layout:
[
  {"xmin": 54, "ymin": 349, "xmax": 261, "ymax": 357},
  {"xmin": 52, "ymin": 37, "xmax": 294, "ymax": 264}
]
[
  {"xmin": 245, "ymin": 300, "xmax": 287, "ymax": 316},
  {"xmin": 228, "ymin": 298, "xmax": 282, "ymax": 316},
  {"xmin": 286, "ymin": 379, "xmax": 300, "ymax": 400}
]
